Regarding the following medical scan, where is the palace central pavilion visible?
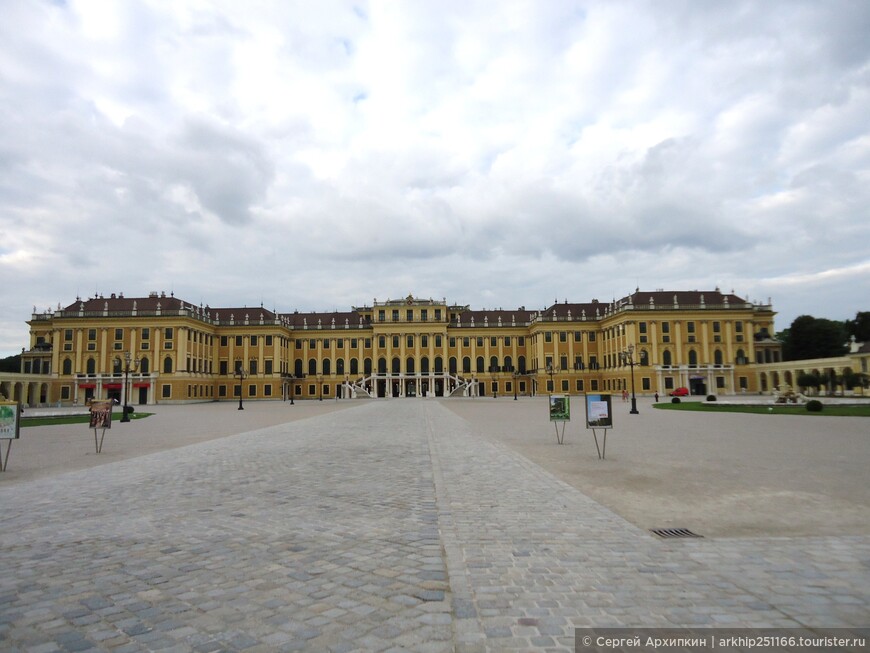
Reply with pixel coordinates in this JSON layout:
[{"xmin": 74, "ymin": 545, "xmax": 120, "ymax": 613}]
[{"xmin": 19, "ymin": 289, "xmax": 780, "ymax": 406}]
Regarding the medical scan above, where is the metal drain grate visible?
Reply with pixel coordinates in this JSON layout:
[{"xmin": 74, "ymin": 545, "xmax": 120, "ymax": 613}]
[{"xmin": 650, "ymin": 527, "xmax": 703, "ymax": 539}]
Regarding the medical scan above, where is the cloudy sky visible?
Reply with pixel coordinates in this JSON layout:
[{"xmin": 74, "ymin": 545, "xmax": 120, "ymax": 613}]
[{"xmin": 2, "ymin": 0, "xmax": 869, "ymax": 356}]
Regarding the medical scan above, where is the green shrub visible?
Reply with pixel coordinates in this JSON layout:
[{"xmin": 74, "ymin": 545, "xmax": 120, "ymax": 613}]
[
  {"xmin": 706, "ymin": 394, "xmax": 717, "ymax": 401},
  {"xmin": 671, "ymin": 397, "xmax": 681, "ymax": 404},
  {"xmin": 806, "ymin": 400, "xmax": 824, "ymax": 412}
]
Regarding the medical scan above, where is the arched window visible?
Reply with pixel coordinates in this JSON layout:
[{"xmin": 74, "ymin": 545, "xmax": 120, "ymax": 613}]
[
  {"xmin": 421, "ymin": 357, "xmax": 430, "ymax": 374},
  {"xmin": 490, "ymin": 356, "xmax": 498, "ymax": 372},
  {"xmin": 163, "ymin": 356, "xmax": 173, "ymax": 374},
  {"xmin": 323, "ymin": 359, "xmax": 331, "ymax": 375},
  {"xmin": 518, "ymin": 356, "xmax": 526, "ymax": 373},
  {"xmin": 504, "ymin": 355, "xmax": 513, "ymax": 372},
  {"xmin": 714, "ymin": 349, "xmax": 723, "ymax": 365},
  {"xmin": 392, "ymin": 357, "xmax": 401, "ymax": 374},
  {"xmin": 295, "ymin": 360, "xmax": 303, "ymax": 377},
  {"xmin": 350, "ymin": 359, "xmax": 359, "ymax": 375},
  {"xmin": 337, "ymin": 358, "xmax": 345, "ymax": 374},
  {"xmin": 140, "ymin": 357, "xmax": 150, "ymax": 374},
  {"xmin": 662, "ymin": 350, "xmax": 672, "ymax": 366},
  {"xmin": 736, "ymin": 349, "xmax": 746, "ymax": 364},
  {"xmin": 476, "ymin": 356, "xmax": 484, "ymax": 373},
  {"xmin": 462, "ymin": 357, "xmax": 471, "ymax": 373},
  {"xmin": 378, "ymin": 357, "xmax": 387, "ymax": 374},
  {"xmin": 406, "ymin": 357, "xmax": 415, "ymax": 374},
  {"xmin": 62, "ymin": 358, "xmax": 72, "ymax": 375},
  {"xmin": 688, "ymin": 350, "xmax": 698, "ymax": 366},
  {"xmin": 308, "ymin": 359, "xmax": 317, "ymax": 376},
  {"xmin": 449, "ymin": 357, "xmax": 457, "ymax": 374},
  {"xmin": 639, "ymin": 350, "xmax": 649, "ymax": 366},
  {"xmin": 113, "ymin": 357, "xmax": 122, "ymax": 374},
  {"xmin": 365, "ymin": 358, "xmax": 372, "ymax": 374},
  {"xmin": 86, "ymin": 358, "xmax": 96, "ymax": 374},
  {"xmin": 435, "ymin": 356, "xmax": 443, "ymax": 373}
]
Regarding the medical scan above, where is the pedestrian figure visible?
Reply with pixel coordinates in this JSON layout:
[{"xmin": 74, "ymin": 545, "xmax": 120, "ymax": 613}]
[{"xmin": 654, "ymin": 392, "xmax": 659, "ymax": 403}]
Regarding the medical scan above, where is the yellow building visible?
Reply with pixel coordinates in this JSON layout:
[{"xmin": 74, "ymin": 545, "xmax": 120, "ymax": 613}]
[{"xmin": 16, "ymin": 289, "xmax": 781, "ymax": 406}]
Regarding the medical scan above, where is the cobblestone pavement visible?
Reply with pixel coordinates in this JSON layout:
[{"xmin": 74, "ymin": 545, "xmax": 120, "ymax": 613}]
[{"xmin": 1, "ymin": 401, "xmax": 868, "ymax": 652}]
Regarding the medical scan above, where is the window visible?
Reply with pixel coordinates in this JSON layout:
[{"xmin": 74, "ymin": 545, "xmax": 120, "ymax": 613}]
[
  {"xmin": 323, "ymin": 339, "xmax": 330, "ymax": 349},
  {"xmin": 518, "ymin": 336, "xmax": 525, "ymax": 346},
  {"xmin": 561, "ymin": 380, "xmax": 569, "ymax": 392},
  {"xmin": 662, "ymin": 350, "xmax": 672, "ymax": 366},
  {"xmin": 249, "ymin": 360, "xmax": 258, "ymax": 375},
  {"xmin": 407, "ymin": 335, "xmax": 414, "ymax": 348},
  {"xmin": 378, "ymin": 310, "xmax": 385, "ymax": 322},
  {"xmin": 379, "ymin": 335, "xmax": 386, "ymax": 348},
  {"xmin": 505, "ymin": 336, "xmax": 511, "ymax": 347},
  {"xmin": 560, "ymin": 331, "xmax": 567, "ymax": 343},
  {"xmin": 250, "ymin": 335, "xmax": 258, "ymax": 346},
  {"xmin": 574, "ymin": 331, "xmax": 581, "ymax": 342},
  {"xmin": 351, "ymin": 338, "xmax": 357, "ymax": 348},
  {"xmin": 392, "ymin": 310, "xmax": 399, "ymax": 321},
  {"xmin": 491, "ymin": 337, "xmax": 497, "ymax": 347},
  {"xmin": 88, "ymin": 329, "xmax": 96, "ymax": 341},
  {"xmin": 560, "ymin": 355, "xmax": 568, "ymax": 370},
  {"xmin": 435, "ymin": 335, "xmax": 442, "ymax": 347},
  {"xmin": 265, "ymin": 360, "xmax": 273, "ymax": 374},
  {"xmin": 407, "ymin": 309, "xmax": 413, "ymax": 321},
  {"xmin": 587, "ymin": 332, "xmax": 595, "ymax": 342},
  {"xmin": 163, "ymin": 357, "xmax": 173, "ymax": 373},
  {"xmin": 142, "ymin": 328, "xmax": 150, "ymax": 340},
  {"xmin": 639, "ymin": 322, "xmax": 647, "ymax": 334},
  {"xmin": 642, "ymin": 377, "xmax": 651, "ymax": 390},
  {"xmin": 264, "ymin": 385, "xmax": 272, "ymax": 397},
  {"xmin": 421, "ymin": 309, "xmax": 428, "ymax": 321},
  {"xmin": 249, "ymin": 385, "xmax": 256, "ymax": 397},
  {"xmin": 65, "ymin": 329, "xmax": 73, "ymax": 341},
  {"xmin": 236, "ymin": 336, "xmax": 243, "ymax": 347},
  {"xmin": 221, "ymin": 336, "xmax": 228, "ymax": 347},
  {"xmin": 590, "ymin": 379, "xmax": 599, "ymax": 391},
  {"xmin": 463, "ymin": 337, "xmax": 470, "ymax": 348},
  {"xmin": 576, "ymin": 379, "xmax": 584, "ymax": 392},
  {"xmin": 421, "ymin": 335, "xmax": 428, "ymax": 348},
  {"xmin": 162, "ymin": 384, "xmax": 171, "ymax": 398},
  {"xmin": 220, "ymin": 361, "xmax": 228, "ymax": 375},
  {"xmin": 477, "ymin": 337, "xmax": 483, "ymax": 347},
  {"xmin": 392, "ymin": 335, "xmax": 400, "ymax": 348},
  {"xmin": 115, "ymin": 328, "xmax": 123, "ymax": 340},
  {"xmin": 266, "ymin": 335, "xmax": 273, "ymax": 346},
  {"xmin": 435, "ymin": 309, "xmax": 441, "ymax": 321},
  {"xmin": 545, "ymin": 332, "xmax": 552, "ymax": 343}
]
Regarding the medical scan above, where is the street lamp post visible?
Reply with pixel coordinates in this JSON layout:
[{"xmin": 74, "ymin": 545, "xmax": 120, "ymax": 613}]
[
  {"xmin": 318, "ymin": 375, "xmax": 323, "ymax": 401},
  {"xmin": 620, "ymin": 345, "xmax": 640, "ymax": 415},
  {"xmin": 236, "ymin": 362, "xmax": 248, "ymax": 410},
  {"xmin": 546, "ymin": 363, "xmax": 557, "ymax": 395},
  {"xmin": 120, "ymin": 351, "xmax": 140, "ymax": 423},
  {"xmin": 513, "ymin": 370, "xmax": 518, "ymax": 400}
]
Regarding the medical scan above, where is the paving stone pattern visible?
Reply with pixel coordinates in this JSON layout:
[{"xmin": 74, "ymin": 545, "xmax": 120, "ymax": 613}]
[{"xmin": 1, "ymin": 401, "xmax": 867, "ymax": 652}]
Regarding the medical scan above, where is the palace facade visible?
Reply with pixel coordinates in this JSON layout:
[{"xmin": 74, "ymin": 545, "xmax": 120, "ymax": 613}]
[{"xmin": 16, "ymin": 289, "xmax": 782, "ymax": 406}]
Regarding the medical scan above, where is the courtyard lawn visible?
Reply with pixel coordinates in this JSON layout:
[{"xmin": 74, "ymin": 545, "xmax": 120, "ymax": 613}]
[
  {"xmin": 653, "ymin": 402, "xmax": 870, "ymax": 417},
  {"xmin": 21, "ymin": 412, "xmax": 153, "ymax": 427}
]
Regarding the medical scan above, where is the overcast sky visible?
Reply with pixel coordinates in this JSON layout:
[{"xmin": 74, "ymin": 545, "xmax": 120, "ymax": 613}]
[{"xmin": 2, "ymin": 0, "xmax": 869, "ymax": 356}]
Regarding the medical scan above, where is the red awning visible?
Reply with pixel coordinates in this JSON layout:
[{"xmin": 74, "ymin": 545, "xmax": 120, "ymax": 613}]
[
  {"xmin": 79, "ymin": 383, "xmax": 96, "ymax": 389},
  {"xmin": 132, "ymin": 382, "xmax": 150, "ymax": 388},
  {"xmin": 104, "ymin": 383, "xmax": 123, "ymax": 389}
]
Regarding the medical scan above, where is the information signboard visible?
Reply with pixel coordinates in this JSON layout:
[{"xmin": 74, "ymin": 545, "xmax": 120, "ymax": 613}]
[
  {"xmin": 584, "ymin": 394, "xmax": 613, "ymax": 459},
  {"xmin": 0, "ymin": 400, "xmax": 21, "ymax": 471},
  {"xmin": 585, "ymin": 394, "xmax": 613, "ymax": 429}
]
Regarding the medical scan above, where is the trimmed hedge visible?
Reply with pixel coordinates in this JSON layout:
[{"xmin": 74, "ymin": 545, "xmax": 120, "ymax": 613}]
[
  {"xmin": 671, "ymin": 397, "xmax": 681, "ymax": 404},
  {"xmin": 706, "ymin": 394, "xmax": 717, "ymax": 401},
  {"xmin": 806, "ymin": 399, "xmax": 824, "ymax": 412}
]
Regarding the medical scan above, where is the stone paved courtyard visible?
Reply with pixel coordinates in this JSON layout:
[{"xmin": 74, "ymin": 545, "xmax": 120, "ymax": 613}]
[{"xmin": 0, "ymin": 400, "xmax": 868, "ymax": 652}]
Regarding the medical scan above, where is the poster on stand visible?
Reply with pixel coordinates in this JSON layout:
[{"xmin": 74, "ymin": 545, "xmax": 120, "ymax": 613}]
[
  {"xmin": 0, "ymin": 401, "xmax": 20, "ymax": 439},
  {"xmin": 585, "ymin": 394, "xmax": 613, "ymax": 429},
  {"xmin": 549, "ymin": 394, "xmax": 571, "ymax": 421},
  {"xmin": 89, "ymin": 401, "xmax": 113, "ymax": 430}
]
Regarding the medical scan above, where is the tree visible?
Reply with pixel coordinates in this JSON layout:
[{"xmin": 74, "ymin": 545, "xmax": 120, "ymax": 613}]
[
  {"xmin": 845, "ymin": 311, "xmax": 870, "ymax": 341},
  {"xmin": 796, "ymin": 372, "xmax": 821, "ymax": 392},
  {"xmin": 781, "ymin": 315, "xmax": 848, "ymax": 361},
  {"xmin": 0, "ymin": 354, "xmax": 21, "ymax": 373}
]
